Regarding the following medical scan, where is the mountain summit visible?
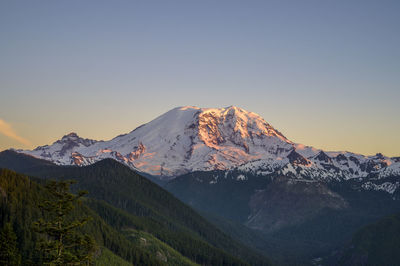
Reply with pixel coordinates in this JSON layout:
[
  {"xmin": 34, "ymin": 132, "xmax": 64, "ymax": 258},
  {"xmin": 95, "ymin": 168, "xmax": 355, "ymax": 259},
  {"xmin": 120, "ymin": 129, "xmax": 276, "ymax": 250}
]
[
  {"xmin": 21, "ymin": 106, "xmax": 292, "ymax": 176},
  {"xmin": 18, "ymin": 106, "xmax": 400, "ymax": 182}
]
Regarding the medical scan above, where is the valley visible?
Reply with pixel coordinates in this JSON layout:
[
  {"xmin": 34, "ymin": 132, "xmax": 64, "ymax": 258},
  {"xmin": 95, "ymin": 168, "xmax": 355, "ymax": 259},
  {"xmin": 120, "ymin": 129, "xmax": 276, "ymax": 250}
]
[{"xmin": 2, "ymin": 106, "xmax": 399, "ymax": 265}]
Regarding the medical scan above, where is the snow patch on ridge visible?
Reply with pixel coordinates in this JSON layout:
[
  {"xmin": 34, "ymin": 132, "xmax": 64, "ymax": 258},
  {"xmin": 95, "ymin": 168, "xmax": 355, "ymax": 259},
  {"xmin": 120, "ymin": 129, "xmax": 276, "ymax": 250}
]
[
  {"xmin": 20, "ymin": 106, "xmax": 293, "ymax": 176},
  {"xmin": 362, "ymin": 182, "xmax": 400, "ymax": 194},
  {"xmin": 17, "ymin": 105, "xmax": 400, "ymax": 191}
]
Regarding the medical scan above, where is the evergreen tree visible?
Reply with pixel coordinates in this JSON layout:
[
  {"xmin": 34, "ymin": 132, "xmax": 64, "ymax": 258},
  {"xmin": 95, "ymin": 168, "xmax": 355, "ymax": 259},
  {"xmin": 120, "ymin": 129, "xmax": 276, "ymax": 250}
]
[
  {"xmin": 33, "ymin": 180, "xmax": 97, "ymax": 265},
  {"xmin": 0, "ymin": 222, "xmax": 21, "ymax": 266}
]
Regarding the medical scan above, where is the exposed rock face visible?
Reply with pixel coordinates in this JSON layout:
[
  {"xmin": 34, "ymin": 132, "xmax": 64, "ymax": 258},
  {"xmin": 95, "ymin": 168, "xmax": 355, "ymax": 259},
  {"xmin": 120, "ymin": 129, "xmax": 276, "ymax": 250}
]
[
  {"xmin": 19, "ymin": 106, "xmax": 294, "ymax": 177},
  {"xmin": 29, "ymin": 133, "xmax": 98, "ymax": 164},
  {"xmin": 287, "ymin": 150, "xmax": 311, "ymax": 166},
  {"xmin": 246, "ymin": 176, "xmax": 348, "ymax": 232},
  {"xmin": 17, "ymin": 106, "xmax": 400, "ymax": 184},
  {"xmin": 129, "ymin": 142, "xmax": 146, "ymax": 160}
]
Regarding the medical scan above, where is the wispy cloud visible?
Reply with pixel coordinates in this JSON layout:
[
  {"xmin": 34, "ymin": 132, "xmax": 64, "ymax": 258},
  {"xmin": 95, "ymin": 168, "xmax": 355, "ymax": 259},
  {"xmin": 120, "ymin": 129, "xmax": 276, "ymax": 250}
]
[{"xmin": 0, "ymin": 119, "xmax": 31, "ymax": 146}]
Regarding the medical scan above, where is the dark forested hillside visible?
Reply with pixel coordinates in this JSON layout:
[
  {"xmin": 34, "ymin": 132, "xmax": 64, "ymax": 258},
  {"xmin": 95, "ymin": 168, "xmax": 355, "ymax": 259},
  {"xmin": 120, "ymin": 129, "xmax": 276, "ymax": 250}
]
[
  {"xmin": 3, "ymin": 149, "xmax": 400, "ymax": 265},
  {"xmin": 336, "ymin": 212, "xmax": 400, "ymax": 266},
  {"xmin": 0, "ymin": 168, "xmax": 164, "ymax": 265},
  {"xmin": 0, "ymin": 150, "xmax": 270, "ymax": 265},
  {"xmin": 165, "ymin": 169, "xmax": 400, "ymax": 265},
  {"xmin": 0, "ymin": 150, "xmax": 54, "ymax": 173}
]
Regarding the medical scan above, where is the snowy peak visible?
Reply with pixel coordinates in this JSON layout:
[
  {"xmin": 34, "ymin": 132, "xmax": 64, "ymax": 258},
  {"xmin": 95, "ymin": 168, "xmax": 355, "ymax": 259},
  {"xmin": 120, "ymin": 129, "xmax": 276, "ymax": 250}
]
[
  {"xmin": 20, "ymin": 106, "xmax": 294, "ymax": 176},
  {"xmin": 39, "ymin": 132, "xmax": 95, "ymax": 145},
  {"xmin": 287, "ymin": 150, "xmax": 311, "ymax": 166},
  {"xmin": 314, "ymin": 151, "xmax": 333, "ymax": 164},
  {"xmin": 197, "ymin": 106, "xmax": 291, "ymax": 150},
  {"xmin": 29, "ymin": 132, "xmax": 98, "ymax": 164},
  {"xmin": 54, "ymin": 132, "xmax": 97, "ymax": 147},
  {"xmin": 104, "ymin": 105, "xmax": 294, "ymax": 176},
  {"xmin": 17, "ymin": 106, "xmax": 400, "ymax": 185},
  {"xmin": 62, "ymin": 132, "xmax": 80, "ymax": 139}
]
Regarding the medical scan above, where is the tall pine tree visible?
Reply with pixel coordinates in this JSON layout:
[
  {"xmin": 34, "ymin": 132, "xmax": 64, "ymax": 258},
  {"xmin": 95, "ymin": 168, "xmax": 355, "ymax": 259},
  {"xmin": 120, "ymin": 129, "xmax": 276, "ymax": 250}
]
[
  {"xmin": 33, "ymin": 180, "xmax": 97, "ymax": 265},
  {"xmin": 0, "ymin": 222, "xmax": 21, "ymax": 266}
]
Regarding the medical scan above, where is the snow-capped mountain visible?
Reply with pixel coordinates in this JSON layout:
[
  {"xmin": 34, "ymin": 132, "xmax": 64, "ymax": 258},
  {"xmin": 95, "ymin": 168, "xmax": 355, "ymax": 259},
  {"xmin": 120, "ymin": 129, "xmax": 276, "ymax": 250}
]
[
  {"xmin": 20, "ymin": 106, "xmax": 293, "ymax": 176},
  {"xmin": 17, "ymin": 106, "xmax": 400, "ymax": 188},
  {"xmin": 27, "ymin": 132, "xmax": 99, "ymax": 165}
]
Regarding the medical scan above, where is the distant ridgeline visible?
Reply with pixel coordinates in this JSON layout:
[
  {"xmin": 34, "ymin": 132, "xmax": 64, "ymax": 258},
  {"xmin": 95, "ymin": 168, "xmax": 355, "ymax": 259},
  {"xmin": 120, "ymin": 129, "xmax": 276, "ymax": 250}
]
[
  {"xmin": 2, "ymin": 149, "xmax": 400, "ymax": 265},
  {"xmin": 333, "ymin": 212, "xmax": 400, "ymax": 266},
  {"xmin": 0, "ymin": 150, "xmax": 270, "ymax": 266},
  {"xmin": 10, "ymin": 106, "xmax": 400, "ymax": 264}
]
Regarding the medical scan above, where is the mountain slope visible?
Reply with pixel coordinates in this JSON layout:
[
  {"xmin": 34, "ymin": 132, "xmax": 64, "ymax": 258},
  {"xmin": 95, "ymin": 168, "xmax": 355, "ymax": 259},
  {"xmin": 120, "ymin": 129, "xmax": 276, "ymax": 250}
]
[
  {"xmin": 165, "ymin": 169, "xmax": 400, "ymax": 264},
  {"xmin": 16, "ymin": 106, "xmax": 400, "ymax": 188},
  {"xmin": 0, "ymin": 168, "xmax": 166, "ymax": 265},
  {"xmin": 17, "ymin": 106, "xmax": 292, "ymax": 176},
  {"xmin": 0, "ymin": 150, "xmax": 270, "ymax": 265},
  {"xmin": 336, "ymin": 212, "xmax": 400, "ymax": 266},
  {"xmin": 6, "ymin": 105, "xmax": 400, "ymax": 264}
]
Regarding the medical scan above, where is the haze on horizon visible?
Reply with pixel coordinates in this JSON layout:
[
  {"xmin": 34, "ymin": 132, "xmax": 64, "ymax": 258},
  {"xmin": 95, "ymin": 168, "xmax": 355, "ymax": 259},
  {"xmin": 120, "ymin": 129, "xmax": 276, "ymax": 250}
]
[{"xmin": 0, "ymin": 1, "xmax": 399, "ymax": 157}]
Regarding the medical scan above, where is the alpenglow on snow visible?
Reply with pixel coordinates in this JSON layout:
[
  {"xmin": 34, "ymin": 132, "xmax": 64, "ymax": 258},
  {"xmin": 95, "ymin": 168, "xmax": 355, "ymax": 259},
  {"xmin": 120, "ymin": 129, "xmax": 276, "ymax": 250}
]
[{"xmin": 17, "ymin": 106, "xmax": 400, "ymax": 189}]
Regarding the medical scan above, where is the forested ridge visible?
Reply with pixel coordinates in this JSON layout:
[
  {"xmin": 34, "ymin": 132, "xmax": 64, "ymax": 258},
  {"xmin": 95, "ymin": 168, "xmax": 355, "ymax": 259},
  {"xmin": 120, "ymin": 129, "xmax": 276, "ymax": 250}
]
[
  {"xmin": 0, "ymin": 168, "xmax": 166, "ymax": 265},
  {"xmin": 337, "ymin": 212, "xmax": 400, "ymax": 266},
  {"xmin": 0, "ymin": 151, "xmax": 270, "ymax": 265}
]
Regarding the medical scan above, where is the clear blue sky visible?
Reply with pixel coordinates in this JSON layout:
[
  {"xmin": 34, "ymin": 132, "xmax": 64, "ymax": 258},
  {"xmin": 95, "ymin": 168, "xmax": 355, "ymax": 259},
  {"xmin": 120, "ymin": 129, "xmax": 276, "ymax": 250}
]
[{"xmin": 1, "ymin": 0, "xmax": 399, "ymax": 156}]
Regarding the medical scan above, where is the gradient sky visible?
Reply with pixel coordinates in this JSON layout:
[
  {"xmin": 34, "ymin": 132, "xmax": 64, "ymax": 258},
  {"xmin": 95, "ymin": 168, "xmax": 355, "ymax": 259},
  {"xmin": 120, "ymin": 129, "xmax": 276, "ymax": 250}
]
[{"xmin": 0, "ymin": 0, "xmax": 399, "ymax": 156}]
